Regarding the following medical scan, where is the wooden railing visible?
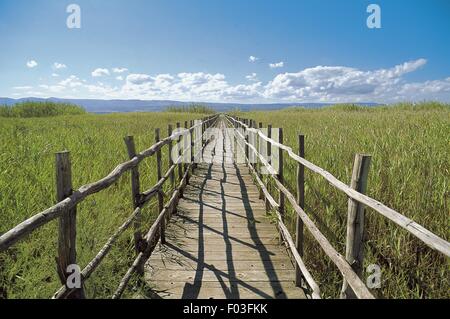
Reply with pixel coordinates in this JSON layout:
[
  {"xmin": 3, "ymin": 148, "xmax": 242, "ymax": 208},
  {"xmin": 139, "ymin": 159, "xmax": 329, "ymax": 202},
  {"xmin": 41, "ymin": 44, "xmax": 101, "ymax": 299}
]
[
  {"xmin": 225, "ymin": 114, "xmax": 450, "ymax": 299},
  {"xmin": 0, "ymin": 114, "xmax": 219, "ymax": 299}
]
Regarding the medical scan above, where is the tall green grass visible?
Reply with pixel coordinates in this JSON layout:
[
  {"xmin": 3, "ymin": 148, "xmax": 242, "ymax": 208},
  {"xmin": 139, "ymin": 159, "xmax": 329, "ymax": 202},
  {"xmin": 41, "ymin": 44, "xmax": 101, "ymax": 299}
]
[
  {"xmin": 165, "ymin": 104, "xmax": 216, "ymax": 114},
  {"xmin": 0, "ymin": 112, "xmax": 205, "ymax": 299},
  {"xmin": 238, "ymin": 102, "xmax": 449, "ymax": 298},
  {"xmin": 0, "ymin": 102, "xmax": 448, "ymax": 299},
  {"xmin": 0, "ymin": 101, "xmax": 86, "ymax": 118}
]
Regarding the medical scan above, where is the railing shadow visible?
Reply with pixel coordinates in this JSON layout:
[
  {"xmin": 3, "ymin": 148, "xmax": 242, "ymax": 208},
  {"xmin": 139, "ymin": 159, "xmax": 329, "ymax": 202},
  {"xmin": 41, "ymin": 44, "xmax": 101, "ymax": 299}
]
[{"xmin": 233, "ymin": 163, "xmax": 287, "ymax": 298}]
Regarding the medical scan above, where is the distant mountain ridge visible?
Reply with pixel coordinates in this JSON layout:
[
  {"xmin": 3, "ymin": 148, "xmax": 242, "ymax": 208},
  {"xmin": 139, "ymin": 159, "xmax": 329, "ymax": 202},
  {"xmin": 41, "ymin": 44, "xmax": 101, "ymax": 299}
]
[{"xmin": 0, "ymin": 97, "xmax": 382, "ymax": 113}]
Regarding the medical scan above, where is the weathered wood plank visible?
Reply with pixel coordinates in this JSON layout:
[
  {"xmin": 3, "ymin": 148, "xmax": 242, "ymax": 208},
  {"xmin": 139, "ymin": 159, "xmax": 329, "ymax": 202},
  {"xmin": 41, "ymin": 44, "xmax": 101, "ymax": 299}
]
[
  {"xmin": 140, "ymin": 281, "xmax": 305, "ymax": 299},
  {"xmin": 145, "ymin": 118, "xmax": 304, "ymax": 299}
]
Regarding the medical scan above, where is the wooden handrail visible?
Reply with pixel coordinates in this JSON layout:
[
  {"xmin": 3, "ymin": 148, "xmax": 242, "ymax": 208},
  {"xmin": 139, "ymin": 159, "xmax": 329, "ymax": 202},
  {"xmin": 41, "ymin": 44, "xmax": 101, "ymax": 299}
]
[
  {"xmin": 112, "ymin": 136, "xmax": 213, "ymax": 299},
  {"xmin": 52, "ymin": 121, "xmax": 216, "ymax": 299},
  {"xmin": 228, "ymin": 115, "xmax": 373, "ymax": 299},
  {"xmin": 0, "ymin": 115, "xmax": 218, "ymax": 252},
  {"xmin": 223, "ymin": 127, "xmax": 321, "ymax": 298},
  {"xmin": 225, "ymin": 115, "xmax": 450, "ymax": 258}
]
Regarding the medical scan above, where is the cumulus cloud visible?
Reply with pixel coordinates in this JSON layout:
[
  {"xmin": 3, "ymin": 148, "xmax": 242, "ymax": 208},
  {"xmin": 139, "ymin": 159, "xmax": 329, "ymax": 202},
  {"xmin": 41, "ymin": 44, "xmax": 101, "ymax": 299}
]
[
  {"xmin": 91, "ymin": 68, "xmax": 110, "ymax": 77},
  {"xmin": 246, "ymin": 73, "xmax": 259, "ymax": 82},
  {"xmin": 15, "ymin": 58, "xmax": 450, "ymax": 103},
  {"xmin": 126, "ymin": 73, "xmax": 152, "ymax": 85},
  {"xmin": 269, "ymin": 62, "xmax": 284, "ymax": 69},
  {"xmin": 26, "ymin": 60, "xmax": 38, "ymax": 68},
  {"xmin": 13, "ymin": 86, "xmax": 33, "ymax": 90},
  {"xmin": 53, "ymin": 62, "xmax": 67, "ymax": 70},
  {"xmin": 263, "ymin": 58, "xmax": 433, "ymax": 102},
  {"xmin": 112, "ymin": 67, "xmax": 128, "ymax": 73},
  {"xmin": 59, "ymin": 75, "xmax": 83, "ymax": 88},
  {"xmin": 249, "ymin": 56, "xmax": 259, "ymax": 63}
]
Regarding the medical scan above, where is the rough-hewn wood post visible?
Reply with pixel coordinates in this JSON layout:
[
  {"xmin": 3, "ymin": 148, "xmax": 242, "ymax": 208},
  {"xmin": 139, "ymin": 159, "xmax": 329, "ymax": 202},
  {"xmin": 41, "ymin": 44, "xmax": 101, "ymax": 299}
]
[
  {"xmin": 190, "ymin": 120, "xmax": 195, "ymax": 170},
  {"xmin": 55, "ymin": 151, "xmax": 85, "ymax": 298},
  {"xmin": 155, "ymin": 128, "xmax": 165, "ymax": 244},
  {"xmin": 124, "ymin": 136, "xmax": 144, "ymax": 275},
  {"xmin": 184, "ymin": 121, "xmax": 189, "ymax": 173},
  {"xmin": 295, "ymin": 134, "xmax": 305, "ymax": 287},
  {"xmin": 176, "ymin": 122, "xmax": 183, "ymax": 183},
  {"xmin": 245, "ymin": 125, "xmax": 249, "ymax": 165},
  {"xmin": 265, "ymin": 124, "xmax": 272, "ymax": 214},
  {"xmin": 277, "ymin": 128, "xmax": 285, "ymax": 240},
  {"xmin": 258, "ymin": 122, "xmax": 263, "ymax": 199},
  {"xmin": 168, "ymin": 125, "xmax": 175, "ymax": 187},
  {"xmin": 341, "ymin": 153, "xmax": 371, "ymax": 299},
  {"xmin": 201, "ymin": 118, "xmax": 205, "ymax": 146}
]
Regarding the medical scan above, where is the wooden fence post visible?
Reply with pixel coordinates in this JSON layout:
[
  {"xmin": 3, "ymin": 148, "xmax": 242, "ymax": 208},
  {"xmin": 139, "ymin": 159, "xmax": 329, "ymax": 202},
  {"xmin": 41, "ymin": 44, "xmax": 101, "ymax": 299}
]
[
  {"xmin": 190, "ymin": 120, "xmax": 195, "ymax": 170},
  {"xmin": 155, "ymin": 129, "xmax": 165, "ymax": 245},
  {"xmin": 168, "ymin": 125, "xmax": 175, "ymax": 187},
  {"xmin": 265, "ymin": 124, "xmax": 272, "ymax": 215},
  {"xmin": 176, "ymin": 122, "xmax": 183, "ymax": 184},
  {"xmin": 341, "ymin": 153, "xmax": 372, "ymax": 299},
  {"xmin": 258, "ymin": 122, "xmax": 263, "ymax": 199},
  {"xmin": 277, "ymin": 128, "xmax": 285, "ymax": 241},
  {"xmin": 295, "ymin": 134, "xmax": 305, "ymax": 287},
  {"xmin": 124, "ymin": 136, "xmax": 144, "ymax": 275},
  {"xmin": 184, "ymin": 121, "xmax": 189, "ymax": 174},
  {"xmin": 55, "ymin": 151, "xmax": 85, "ymax": 298},
  {"xmin": 245, "ymin": 123, "xmax": 249, "ymax": 164}
]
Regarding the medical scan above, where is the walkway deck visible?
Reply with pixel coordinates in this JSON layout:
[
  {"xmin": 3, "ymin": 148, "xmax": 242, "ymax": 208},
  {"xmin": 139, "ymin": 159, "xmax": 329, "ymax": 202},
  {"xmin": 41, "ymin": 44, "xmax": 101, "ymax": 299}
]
[{"xmin": 144, "ymin": 119, "xmax": 305, "ymax": 299}]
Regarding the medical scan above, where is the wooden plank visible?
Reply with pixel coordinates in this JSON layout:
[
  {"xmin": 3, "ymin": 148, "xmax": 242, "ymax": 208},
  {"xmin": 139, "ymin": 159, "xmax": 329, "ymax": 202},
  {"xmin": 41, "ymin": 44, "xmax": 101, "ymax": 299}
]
[
  {"xmin": 144, "ymin": 118, "xmax": 304, "ymax": 299},
  {"xmin": 148, "ymin": 258, "xmax": 294, "ymax": 271},
  {"xmin": 141, "ymin": 281, "xmax": 305, "ymax": 299},
  {"xmin": 147, "ymin": 269, "xmax": 296, "ymax": 282}
]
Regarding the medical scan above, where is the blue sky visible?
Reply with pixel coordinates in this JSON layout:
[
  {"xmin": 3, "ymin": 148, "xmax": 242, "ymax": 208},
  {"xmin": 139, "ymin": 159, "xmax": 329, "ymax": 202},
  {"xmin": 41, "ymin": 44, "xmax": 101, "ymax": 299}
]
[{"xmin": 1, "ymin": 0, "xmax": 449, "ymax": 103}]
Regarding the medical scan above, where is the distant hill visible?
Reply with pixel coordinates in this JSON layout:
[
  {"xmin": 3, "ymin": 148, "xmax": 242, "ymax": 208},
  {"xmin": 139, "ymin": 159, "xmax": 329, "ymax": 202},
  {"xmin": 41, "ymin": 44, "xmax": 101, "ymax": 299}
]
[{"xmin": 0, "ymin": 97, "xmax": 382, "ymax": 113}]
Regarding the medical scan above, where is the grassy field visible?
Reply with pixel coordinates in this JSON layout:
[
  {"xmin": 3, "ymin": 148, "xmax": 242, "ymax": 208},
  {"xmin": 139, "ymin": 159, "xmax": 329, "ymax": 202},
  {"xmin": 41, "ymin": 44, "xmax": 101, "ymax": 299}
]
[
  {"xmin": 0, "ymin": 101, "xmax": 86, "ymax": 118},
  {"xmin": 236, "ymin": 103, "xmax": 449, "ymax": 298},
  {"xmin": 0, "ymin": 111, "xmax": 204, "ymax": 298},
  {"xmin": 0, "ymin": 102, "xmax": 448, "ymax": 299}
]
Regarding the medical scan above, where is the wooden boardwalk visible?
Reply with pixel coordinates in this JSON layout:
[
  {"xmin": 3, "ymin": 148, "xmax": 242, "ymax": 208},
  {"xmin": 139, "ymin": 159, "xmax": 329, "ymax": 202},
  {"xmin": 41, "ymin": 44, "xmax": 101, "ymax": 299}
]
[{"xmin": 145, "ymin": 120, "xmax": 305, "ymax": 299}]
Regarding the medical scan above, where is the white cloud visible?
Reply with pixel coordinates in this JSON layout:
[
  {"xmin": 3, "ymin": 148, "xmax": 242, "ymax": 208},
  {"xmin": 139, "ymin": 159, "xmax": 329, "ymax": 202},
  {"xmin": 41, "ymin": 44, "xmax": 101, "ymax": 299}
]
[
  {"xmin": 246, "ymin": 73, "xmax": 259, "ymax": 82},
  {"xmin": 52, "ymin": 73, "xmax": 60, "ymax": 77},
  {"xmin": 53, "ymin": 62, "xmax": 67, "ymax": 70},
  {"xmin": 38, "ymin": 84, "xmax": 65, "ymax": 93},
  {"xmin": 59, "ymin": 75, "xmax": 83, "ymax": 88},
  {"xmin": 116, "ymin": 76, "xmax": 124, "ymax": 81},
  {"xmin": 269, "ymin": 61, "xmax": 284, "ymax": 69},
  {"xmin": 91, "ymin": 68, "xmax": 110, "ymax": 77},
  {"xmin": 26, "ymin": 60, "xmax": 38, "ymax": 68},
  {"xmin": 249, "ymin": 56, "xmax": 259, "ymax": 63},
  {"xmin": 15, "ymin": 58, "xmax": 450, "ymax": 103},
  {"xmin": 13, "ymin": 86, "xmax": 33, "ymax": 90},
  {"xmin": 126, "ymin": 73, "xmax": 152, "ymax": 84},
  {"xmin": 263, "ymin": 58, "xmax": 432, "ymax": 102},
  {"xmin": 112, "ymin": 67, "xmax": 128, "ymax": 73}
]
